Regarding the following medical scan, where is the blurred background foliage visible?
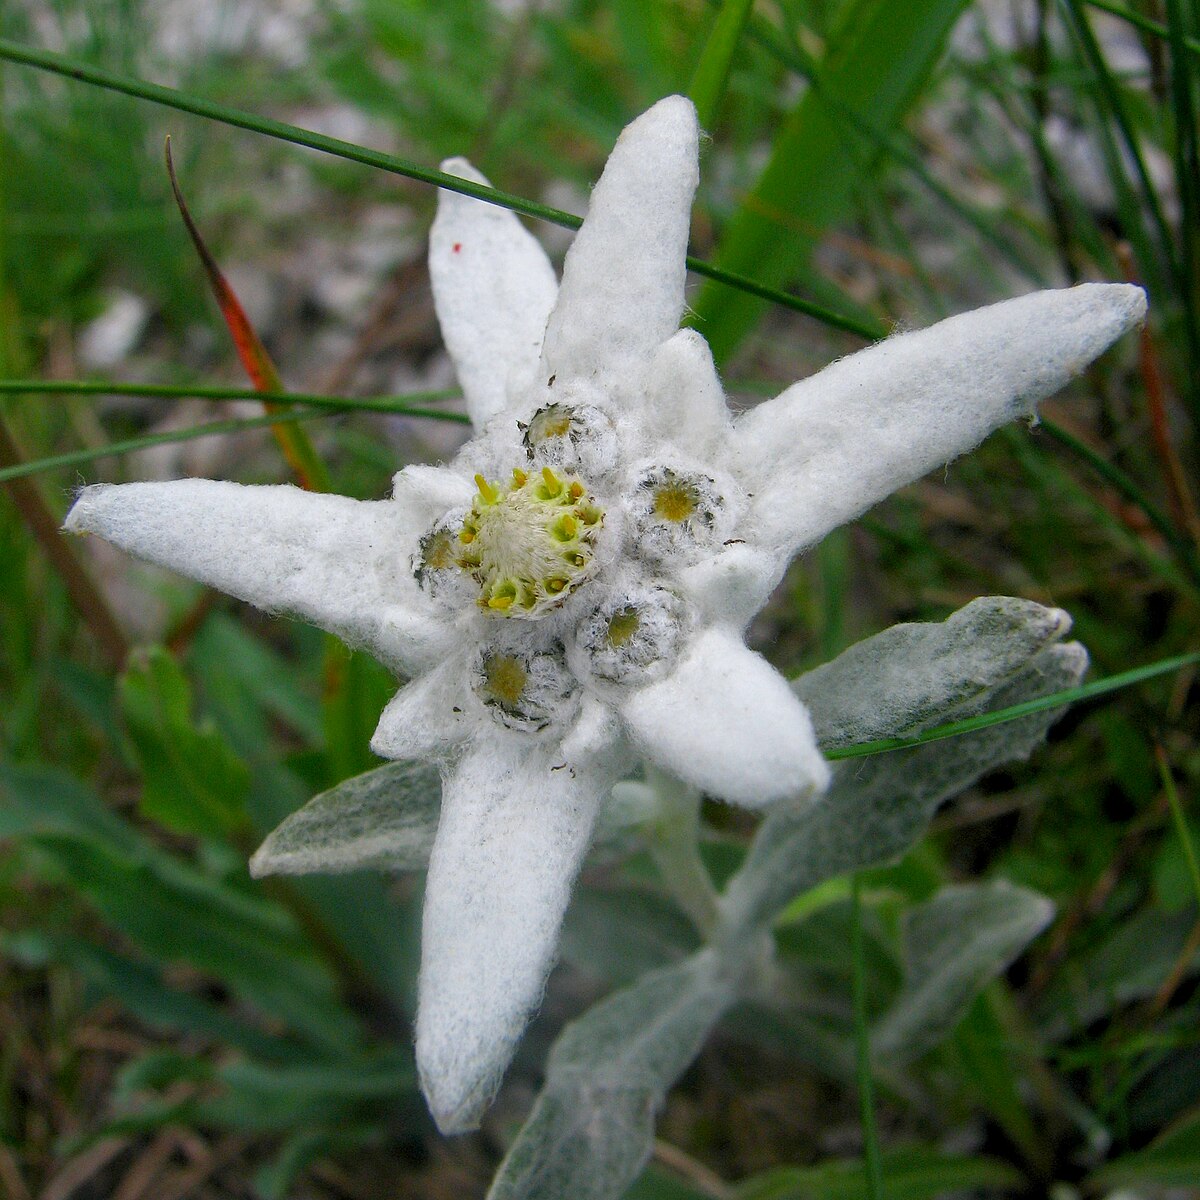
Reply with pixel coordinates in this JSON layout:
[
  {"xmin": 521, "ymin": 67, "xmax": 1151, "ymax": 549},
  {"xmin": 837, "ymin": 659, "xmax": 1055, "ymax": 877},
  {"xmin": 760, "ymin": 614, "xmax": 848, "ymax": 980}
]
[{"xmin": 0, "ymin": 0, "xmax": 1198, "ymax": 1196}]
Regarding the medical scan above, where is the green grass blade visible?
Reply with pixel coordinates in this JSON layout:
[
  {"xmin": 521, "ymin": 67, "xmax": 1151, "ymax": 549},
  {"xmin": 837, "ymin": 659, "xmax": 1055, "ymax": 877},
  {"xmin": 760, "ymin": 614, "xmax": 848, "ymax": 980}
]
[
  {"xmin": 735, "ymin": 1149, "xmax": 1024, "ymax": 1199},
  {"xmin": 0, "ymin": 37, "xmax": 880, "ymax": 340},
  {"xmin": 0, "ymin": 378, "xmax": 466, "ymax": 417},
  {"xmin": 1158, "ymin": 748, "xmax": 1200, "ymax": 909},
  {"xmin": 1060, "ymin": 1, "xmax": 1181, "ymax": 301},
  {"xmin": 688, "ymin": 0, "xmax": 755, "ymax": 129},
  {"xmin": 689, "ymin": 0, "xmax": 971, "ymax": 362},
  {"xmin": 1085, "ymin": 0, "xmax": 1200, "ymax": 55},
  {"xmin": 1038, "ymin": 418, "xmax": 1200, "ymax": 579},
  {"xmin": 733, "ymin": 6, "xmax": 1050, "ymax": 285},
  {"xmin": 0, "ymin": 408, "xmax": 332, "ymax": 484},
  {"xmin": 825, "ymin": 651, "xmax": 1200, "ymax": 760},
  {"xmin": 1164, "ymin": 0, "xmax": 1200, "ymax": 413},
  {"xmin": 851, "ymin": 875, "xmax": 884, "ymax": 1200},
  {"xmin": 164, "ymin": 136, "xmax": 330, "ymax": 493}
]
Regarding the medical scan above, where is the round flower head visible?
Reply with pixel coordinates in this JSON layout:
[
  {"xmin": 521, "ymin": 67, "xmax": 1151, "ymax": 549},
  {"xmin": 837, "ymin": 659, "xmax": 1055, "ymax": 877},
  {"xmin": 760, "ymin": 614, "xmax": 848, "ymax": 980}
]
[{"xmin": 63, "ymin": 96, "xmax": 1147, "ymax": 1135}]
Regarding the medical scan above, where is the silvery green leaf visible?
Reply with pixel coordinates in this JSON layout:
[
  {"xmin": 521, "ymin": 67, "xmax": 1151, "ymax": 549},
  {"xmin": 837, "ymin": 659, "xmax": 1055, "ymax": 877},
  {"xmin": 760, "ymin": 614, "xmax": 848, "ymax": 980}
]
[
  {"xmin": 1034, "ymin": 907, "xmax": 1200, "ymax": 1039},
  {"xmin": 872, "ymin": 881, "xmax": 1053, "ymax": 1065},
  {"xmin": 720, "ymin": 999, "xmax": 858, "ymax": 1082},
  {"xmin": 794, "ymin": 596, "xmax": 1071, "ymax": 749},
  {"xmin": 588, "ymin": 780, "xmax": 661, "ymax": 863},
  {"xmin": 249, "ymin": 760, "xmax": 441, "ymax": 877},
  {"xmin": 559, "ymin": 886, "xmax": 701, "ymax": 987},
  {"xmin": 721, "ymin": 641, "xmax": 1087, "ymax": 937},
  {"xmin": 487, "ymin": 949, "xmax": 736, "ymax": 1200}
]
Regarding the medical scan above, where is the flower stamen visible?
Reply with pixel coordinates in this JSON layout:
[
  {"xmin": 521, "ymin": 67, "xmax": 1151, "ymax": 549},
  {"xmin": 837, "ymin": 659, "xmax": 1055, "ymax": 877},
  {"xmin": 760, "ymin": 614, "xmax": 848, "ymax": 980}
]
[{"xmin": 457, "ymin": 465, "xmax": 605, "ymax": 617}]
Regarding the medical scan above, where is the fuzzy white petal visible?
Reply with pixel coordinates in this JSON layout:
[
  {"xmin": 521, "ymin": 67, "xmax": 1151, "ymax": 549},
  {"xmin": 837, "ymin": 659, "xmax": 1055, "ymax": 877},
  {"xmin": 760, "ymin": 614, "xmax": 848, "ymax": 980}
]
[
  {"xmin": 416, "ymin": 731, "xmax": 616, "ymax": 1133},
  {"xmin": 64, "ymin": 479, "xmax": 441, "ymax": 672},
  {"xmin": 643, "ymin": 328, "xmax": 731, "ymax": 452},
  {"xmin": 540, "ymin": 96, "xmax": 699, "ymax": 384},
  {"xmin": 430, "ymin": 158, "xmax": 559, "ymax": 429},
  {"xmin": 370, "ymin": 651, "xmax": 476, "ymax": 760},
  {"xmin": 676, "ymin": 542, "xmax": 783, "ymax": 630},
  {"xmin": 391, "ymin": 461, "xmax": 476, "ymax": 517},
  {"xmin": 620, "ymin": 627, "xmax": 829, "ymax": 807},
  {"xmin": 734, "ymin": 284, "xmax": 1147, "ymax": 556}
]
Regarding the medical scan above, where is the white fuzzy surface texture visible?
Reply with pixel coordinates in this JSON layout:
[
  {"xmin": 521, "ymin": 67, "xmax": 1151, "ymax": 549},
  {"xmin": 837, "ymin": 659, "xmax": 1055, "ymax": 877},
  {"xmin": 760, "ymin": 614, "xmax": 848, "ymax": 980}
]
[
  {"xmin": 429, "ymin": 158, "xmax": 558, "ymax": 428},
  {"xmin": 540, "ymin": 95, "xmax": 698, "ymax": 384},
  {"xmin": 416, "ymin": 731, "xmax": 614, "ymax": 1133},
  {"xmin": 64, "ymin": 478, "xmax": 432, "ymax": 671},
  {"xmin": 735, "ymin": 283, "xmax": 1147, "ymax": 556},
  {"xmin": 620, "ymin": 627, "xmax": 830, "ymax": 807}
]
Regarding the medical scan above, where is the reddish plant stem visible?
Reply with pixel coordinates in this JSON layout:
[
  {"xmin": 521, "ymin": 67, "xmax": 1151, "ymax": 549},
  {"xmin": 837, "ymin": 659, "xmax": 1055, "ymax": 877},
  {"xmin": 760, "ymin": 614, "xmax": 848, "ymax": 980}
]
[
  {"xmin": 1116, "ymin": 242, "xmax": 1200, "ymax": 544},
  {"xmin": 0, "ymin": 413, "xmax": 129, "ymax": 668}
]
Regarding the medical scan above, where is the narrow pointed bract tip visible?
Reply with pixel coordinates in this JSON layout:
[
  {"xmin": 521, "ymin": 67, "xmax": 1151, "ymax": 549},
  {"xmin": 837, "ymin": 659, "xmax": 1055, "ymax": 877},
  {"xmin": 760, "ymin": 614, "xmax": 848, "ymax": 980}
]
[
  {"xmin": 613, "ymin": 93, "xmax": 699, "ymax": 151},
  {"xmin": 419, "ymin": 1058, "xmax": 495, "ymax": 1136},
  {"xmin": 61, "ymin": 483, "xmax": 107, "ymax": 534}
]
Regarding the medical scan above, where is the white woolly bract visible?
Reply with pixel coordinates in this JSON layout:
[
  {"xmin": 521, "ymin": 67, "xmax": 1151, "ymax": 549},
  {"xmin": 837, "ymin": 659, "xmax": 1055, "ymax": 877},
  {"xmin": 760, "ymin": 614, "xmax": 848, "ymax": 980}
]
[
  {"xmin": 620, "ymin": 627, "xmax": 830, "ymax": 807},
  {"xmin": 415, "ymin": 729, "xmax": 617, "ymax": 1133},
  {"xmin": 429, "ymin": 158, "xmax": 558, "ymax": 428},
  {"xmin": 64, "ymin": 478, "xmax": 446, "ymax": 674},
  {"xmin": 539, "ymin": 96, "xmax": 699, "ymax": 385},
  {"xmin": 734, "ymin": 283, "xmax": 1147, "ymax": 557}
]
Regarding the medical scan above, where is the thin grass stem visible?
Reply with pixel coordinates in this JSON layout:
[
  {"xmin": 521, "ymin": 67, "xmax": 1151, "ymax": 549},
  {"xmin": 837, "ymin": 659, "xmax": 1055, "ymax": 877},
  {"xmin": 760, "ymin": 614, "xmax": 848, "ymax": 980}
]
[
  {"xmin": 0, "ymin": 379, "xmax": 467, "ymax": 419},
  {"xmin": 1038, "ymin": 418, "xmax": 1200, "ymax": 577},
  {"xmin": 851, "ymin": 874, "xmax": 884, "ymax": 1200},
  {"xmin": 1061, "ymin": 1, "xmax": 1184, "ymax": 305},
  {"xmin": 1157, "ymin": 745, "xmax": 1200, "ymax": 908},
  {"xmin": 0, "ymin": 38, "xmax": 882, "ymax": 341},
  {"xmin": 1163, "ymin": 0, "xmax": 1200, "ymax": 417},
  {"xmin": 0, "ymin": 407, "xmax": 333, "ymax": 485},
  {"xmin": 824, "ymin": 651, "xmax": 1200, "ymax": 760},
  {"xmin": 0, "ymin": 415, "xmax": 130, "ymax": 666},
  {"xmin": 1085, "ymin": 0, "xmax": 1200, "ymax": 55}
]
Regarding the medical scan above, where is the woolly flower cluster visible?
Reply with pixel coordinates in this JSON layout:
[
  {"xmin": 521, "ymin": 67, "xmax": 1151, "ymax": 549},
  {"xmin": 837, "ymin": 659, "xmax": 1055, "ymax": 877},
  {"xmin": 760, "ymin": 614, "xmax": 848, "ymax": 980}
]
[{"xmin": 65, "ymin": 96, "xmax": 1146, "ymax": 1134}]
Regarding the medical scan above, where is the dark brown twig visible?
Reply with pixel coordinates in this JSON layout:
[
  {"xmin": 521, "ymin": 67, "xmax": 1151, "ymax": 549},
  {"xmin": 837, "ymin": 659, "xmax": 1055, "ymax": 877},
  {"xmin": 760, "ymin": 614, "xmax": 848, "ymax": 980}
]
[{"xmin": 0, "ymin": 412, "xmax": 129, "ymax": 669}]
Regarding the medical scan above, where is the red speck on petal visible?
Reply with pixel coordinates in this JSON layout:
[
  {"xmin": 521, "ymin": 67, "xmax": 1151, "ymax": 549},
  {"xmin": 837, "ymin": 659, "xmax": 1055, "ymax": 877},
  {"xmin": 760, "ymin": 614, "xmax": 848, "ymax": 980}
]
[{"xmin": 452, "ymin": 242, "xmax": 462, "ymax": 253}]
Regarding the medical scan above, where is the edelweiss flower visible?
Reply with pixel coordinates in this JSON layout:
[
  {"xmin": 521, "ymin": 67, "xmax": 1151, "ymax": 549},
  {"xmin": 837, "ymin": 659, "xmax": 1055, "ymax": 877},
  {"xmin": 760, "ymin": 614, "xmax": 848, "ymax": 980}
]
[{"xmin": 64, "ymin": 96, "xmax": 1145, "ymax": 1133}]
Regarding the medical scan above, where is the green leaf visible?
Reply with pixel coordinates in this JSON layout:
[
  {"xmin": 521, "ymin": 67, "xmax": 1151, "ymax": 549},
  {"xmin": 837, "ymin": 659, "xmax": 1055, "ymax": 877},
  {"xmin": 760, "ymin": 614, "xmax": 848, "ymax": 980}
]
[
  {"xmin": 559, "ymin": 884, "xmax": 702, "ymax": 987},
  {"xmin": 188, "ymin": 625, "xmax": 422, "ymax": 1001},
  {"xmin": 723, "ymin": 640, "xmax": 1087, "ymax": 938},
  {"xmin": 733, "ymin": 1147, "xmax": 1023, "ymax": 1200},
  {"xmin": 1154, "ymin": 816, "xmax": 1200, "ymax": 912},
  {"xmin": 950, "ymin": 992, "xmax": 1048, "ymax": 1173},
  {"xmin": 623, "ymin": 1165, "xmax": 713, "ymax": 1199},
  {"xmin": 254, "ymin": 1130, "xmax": 371, "ymax": 1200},
  {"xmin": 794, "ymin": 597, "xmax": 1072, "ymax": 751},
  {"xmin": 106, "ymin": 1049, "xmax": 413, "ymax": 1136},
  {"xmin": 120, "ymin": 646, "xmax": 252, "ymax": 839},
  {"xmin": 1034, "ymin": 907, "xmax": 1200, "ymax": 1038},
  {"xmin": 688, "ymin": 0, "xmax": 756, "ymax": 129},
  {"xmin": 191, "ymin": 614, "xmax": 323, "ymax": 746},
  {"xmin": 872, "ymin": 882, "xmax": 1053, "ymax": 1064},
  {"xmin": 250, "ymin": 759, "xmax": 441, "ymax": 877},
  {"xmin": 203, "ymin": 1055, "xmax": 415, "ymax": 1130},
  {"xmin": 689, "ymin": 0, "xmax": 971, "ymax": 360},
  {"xmin": 488, "ymin": 950, "xmax": 736, "ymax": 1200},
  {"xmin": 0, "ymin": 762, "xmax": 362, "ymax": 1053},
  {"xmin": 825, "ymin": 650, "xmax": 1200, "ymax": 761},
  {"xmin": 1086, "ymin": 1108, "xmax": 1200, "ymax": 1189},
  {"xmin": 321, "ymin": 643, "xmax": 395, "ymax": 782},
  {"xmin": 4, "ymin": 931, "xmax": 294, "ymax": 1061}
]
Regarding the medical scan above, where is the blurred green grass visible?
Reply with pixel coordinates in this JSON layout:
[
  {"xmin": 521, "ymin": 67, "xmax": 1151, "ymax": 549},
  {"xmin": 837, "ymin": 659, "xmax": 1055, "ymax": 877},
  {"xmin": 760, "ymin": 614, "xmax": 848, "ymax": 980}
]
[{"xmin": 1, "ymin": 0, "xmax": 1198, "ymax": 1196}]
